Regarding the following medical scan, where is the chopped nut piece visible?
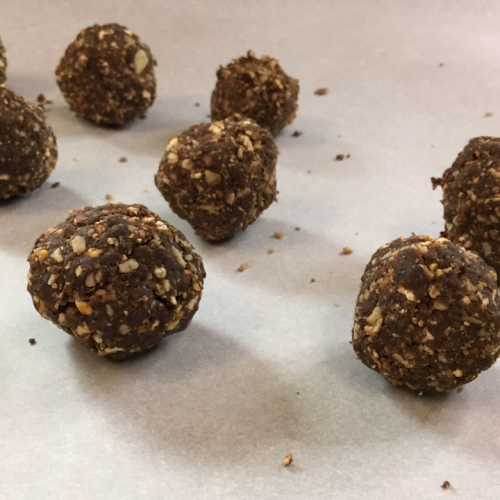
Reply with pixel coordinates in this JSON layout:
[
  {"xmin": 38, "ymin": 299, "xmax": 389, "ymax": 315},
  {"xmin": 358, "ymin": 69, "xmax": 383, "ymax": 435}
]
[
  {"xmin": 119, "ymin": 259, "xmax": 139, "ymax": 273},
  {"xmin": 106, "ymin": 194, "xmax": 114, "ymax": 202},
  {"xmin": 282, "ymin": 454, "xmax": 293, "ymax": 466},
  {"xmin": 71, "ymin": 235, "xmax": 87, "ymax": 254},
  {"xmin": 342, "ymin": 247, "xmax": 353, "ymax": 254},
  {"xmin": 76, "ymin": 301, "xmax": 93, "ymax": 315},
  {"xmin": 314, "ymin": 87, "xmax": 329, "ymax": 95},
  {"xmin": 485, "ymin": 112, "xmax": 493, "ymax": 117},
  {"xmin": 268, "ymin": 248, "xmax": 275, "ymax": 254},
  {"xmin": 238, "ymin": 263, "xmax": 249, "ymax": 272},
  {"xmin": 273, "ymin": 232, "xmax": 284, "ymax": 239}
]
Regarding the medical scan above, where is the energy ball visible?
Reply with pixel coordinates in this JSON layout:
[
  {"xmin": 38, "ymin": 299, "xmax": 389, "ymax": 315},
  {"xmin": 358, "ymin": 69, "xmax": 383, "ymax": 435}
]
[
  {"xmin": 27, "ymin": 204, "xmax": 205, "ymax": 360},
  {"xmin": 211, "ymin": 50, "xmax": 299, "ymax": 136},
  {"xmin": 155, "ymin": 114, "xmax": 278, "ymax": 242},
  {"xmin": 0, "ymin": 86, "xmax": 57, "ymax": 200},
  {"xmin": 432, "ymin": 136, "xmax": 500, "ymax": 276},
  {"xmin": 0, "ymin": 35, "xmax": 6, "ymax": 84},
  {"xmin": 55, "ymin": 23, "xmax": 157, "ymax": 126},
  {"xmin": 352, "ymin": 235, "xmax": 500, "ymax": 393}
]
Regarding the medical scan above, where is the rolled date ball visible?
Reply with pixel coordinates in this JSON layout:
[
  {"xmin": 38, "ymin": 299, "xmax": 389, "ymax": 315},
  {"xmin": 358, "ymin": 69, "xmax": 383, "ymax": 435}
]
[
  {"xmin": 0, "ymin": 35, "xmax": 6, "ymax": 84},
  {"xmin": 155, "ymin": 114, "xmax": 278, "ymax": 242},
  {"xmin": 352, "ymin": 235, "xmax": 500, "ymax": 393},
  {"xmin": 432, "ymin": 136, "xmax": 500, "ymax": 277},
  {"xmin": 0, "ymin": 86, "xmax": 57, "ymax": 200},
  {"xmin": 27, "ymin": 204, "xmax": 205, "ymax": 360},
  {"xmin": 211, "ymin": 50, "xmax": 299, "ymax": 136},
  {"xmin": 55, "ymin": 23, "xmax": 157, "ymax": 126}
]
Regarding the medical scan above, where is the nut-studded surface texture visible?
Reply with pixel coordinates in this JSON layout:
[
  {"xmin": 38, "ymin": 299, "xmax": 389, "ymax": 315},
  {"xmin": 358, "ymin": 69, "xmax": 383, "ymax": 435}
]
[
  {"xmin": 211, "ymin": 50, "xmax": 299, "ymax": 136},
  {"xmin": 352, "ymin": 235, "xmax": 500, "ymax": 393},
  {"xmin": 27, "ymin": 204, "xmax": 205, "ymax": 360},
  {"xmin": 155, "ymin": 114, "xmax": 278, "ymax": 242},
  {"xmin": 0, "ymin": 35, "xmax": 6, "ymax": 84},
  {"xmin": 0, "ymin": 86, "xmax": 57, "ymax": 199},
  {"xmin": 55, "ymin": 23, "xmax": 157, "ymax": 126},
  {"xmin": 432, "ymin": 136, "xmax": 500, "ymax": 277}
]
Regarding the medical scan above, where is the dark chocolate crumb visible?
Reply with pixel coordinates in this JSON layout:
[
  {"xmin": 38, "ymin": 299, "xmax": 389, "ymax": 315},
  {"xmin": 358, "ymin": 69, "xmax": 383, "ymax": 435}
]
[
  {"xmin": 346, "ymin": 154, "xmax": 350, "ymax": 158},
  {"xmin": 295, "ymin": 227, "xmax": 300, "ymax": 231},
  {"xmin": 335, "ymin": 154, "xmax": 345, "ymax": 161},
  {"xmin": 29, "ymin": 338, "xmax": 36, "ymax": 345},
  {"xmin": 441, "ymin": 481, "xmax": 451, "ymax": 489},
  {"xmin": 296, "ymin": 392, "xmax": 300, "ymax": 395},
  {"xmin": 311, "ymin": 278, "xmax": 316, "ymax": 283},
  {"xmin": 314, "ymin": 87, "xmax": 329, "ymax": 96},
  {"xmin": 195, "ymin": 103, "xmax": 200, "ymax": 107},
  {"xmin": 51, "ymin": 182, "xmax": 60, "ymax": 188},
  {"xmin": 119, "ymin": 157, "xmax": 127, "ymax": 163},
  {"xmin": 439, "ymin": 63, "xmax": 445, "ymax": 67},
  {"xmin": 292, "ymin": 131, "xmax": 303, "ymax": 137},
  {"xmin": 37, "ymin": 94, "xmax": 45, "ymax": 103}
]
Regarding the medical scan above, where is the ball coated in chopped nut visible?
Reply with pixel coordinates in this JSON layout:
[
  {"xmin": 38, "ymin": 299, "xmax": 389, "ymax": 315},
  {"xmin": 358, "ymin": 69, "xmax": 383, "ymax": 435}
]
[
  {"xmin": 55, "ymin": 23, "xmax": 157, "ymax": 126},
  {"xmin": 0, "ymin": 35, "xmax": 6, "ymax": 84},
  {"xmin": 0, "ymin": 86, "xmax": 57, "ymax": 199},
  {"xmin": 155, "ymin": 114, "xmax": 278, "ymax": 242},
  {"xmin": 432, "ymin": 136, "xmax": 500, "ymax": 277},
  {"xmin": 352, "ymin": 235, "xmax": 500, "ymax": 393},
  {"xmin": 211, "ymin": 50, "xmax": 299, "ymax": 136},
  {"xmin": 27, "ymin": 204, "xmax": 205, "ymax": 360}
]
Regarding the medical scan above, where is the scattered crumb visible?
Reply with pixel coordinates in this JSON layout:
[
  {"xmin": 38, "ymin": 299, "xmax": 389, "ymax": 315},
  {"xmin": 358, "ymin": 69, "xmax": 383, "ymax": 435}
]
[
  {"xmin": 307, "ymin": 170, "xmax": 311, "ymax": 173},
  {"xmin": 238, "ymin": 263, "xmax": 249, "ymax": 272},
  {"xmin": 273, "ymin": 232, "xmax": 284, "ymax": 239},
  {"xmin": 342, "ymin": 247, "xmax": 353, "ymax": 254},
  {"xmin": 268, "ymin": 248, "xmax": 275, "ymax": 254},
  {"xmin": 334, "ymin": 303, "xmax": 339, "ymax": 307},
  {"xmin": 311, "ymin": 278, "xmax": 316, "ymax": 283},
  {"xmin": 106, "ymin": 194, "xmax": 114, "ymax": 202},
  {"xmin": 282, "ymin": 454, "xmax": 293, "ymax": 466},
  {"xmin": 119, "ymin": 156, "xmax": 127, "ymax": 163},
  {"xmin": 441, "ymin": 481, "xmax": 451, "ymax": 489},
  {"xmin": 314, "ymin": 87, "xmax": 329, "ymax": 96},
  {"xmin": 51, "ymin": 182, "xmax": 60, "ymax": 188},
  {"xmin": 73, "ymin": 157, "xmax": 80, "ymax": 161},
  {"xmin": 418, "ymin": 392, "xmax": 423, "ymax": 396},
  {"xmin": 439, "ymin": 63, "xmax": 444, "ymax": 67},
  {"xmin": 295, "ymin": 227, "xmax": 300, "ymax": 231},
  {"xmin": 29, "ymin": 338, "xmax": 36, "ymax": 345},
  {"xmin": 457, "ymin": 386, "xmax": 464, "ymax": 393},
  {"xmin": 36, "ymin": 94, "xmax": 52, "ymax": 108},
  {"xmin": 335, "ymin": 154, "xmax": 344, "ymax": 161},
  {"xmin": 485, "ymin": 112, "xmax": 493, "ymax": 117},
  {"xmin": 292, "ymin": 130, "xmax": 303, "ymax": 137},
  {"xmin": 296, "ymin": 392, "xmax": 300, "ymax": 395},
  {"xmin": 195, "ymin": 102, "xmax": 200, "ymax": 107}
]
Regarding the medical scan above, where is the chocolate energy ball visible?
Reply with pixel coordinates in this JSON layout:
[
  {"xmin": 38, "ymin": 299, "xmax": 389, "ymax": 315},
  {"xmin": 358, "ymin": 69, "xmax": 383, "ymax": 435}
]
[
  {"xmin": 0, "ymin": 35, "xmax": 6, "ymax": 84},
  {"xmin": 352, "ymin": 235, "xmax": 500, "ymax": 393},
  {"xmin": 0, "ymin": 86, "xmax": 57, "ymax": 199},
  {"xmin": 211, "ymin": 50, "xmax": 299, "ymax": 136},
  {"xmin": 27, "ymin": 204, "xmax": 205, "ymax": 360},
  {"xmin": 432, "ymin": 136, "xmax": 500, "ymax": 277},
  {"xmin": 155, "ymin": 114, "xmax": 278, "ymax": 242},
  {"xmin": 55, "ymin": 23, "xmax": 157, "ymax": 126}
]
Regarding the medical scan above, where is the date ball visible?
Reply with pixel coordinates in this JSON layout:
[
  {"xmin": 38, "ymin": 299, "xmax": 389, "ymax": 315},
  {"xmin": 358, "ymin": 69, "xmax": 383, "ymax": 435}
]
[
  {"xmin": 0, "ymin": 35, "xmax": 6, "ymax": 83},
  {"xmin": 432, "ymin": 136, "xmax": 500, "ymax": 277},
  {"xmin": 27, "ymin": 204, "xmax": 205, "ymax": 360},
  {"xmin": 0, "ymin": 86, "xmax": 57, "ymax": 199},
  {"xmin": 211, "ymin": 50, "xmax": 299, "ymax": 136},
  {"xmin": 55, "ymin": 23, "xmax": 157, "ymax": 126},
  {"xmin": 352, "ymin": 235, "xmax": 500, "ymax": 393},
  {"xmin": 155, "ymin": 114, "xmax": 278, "ymax": 242}
]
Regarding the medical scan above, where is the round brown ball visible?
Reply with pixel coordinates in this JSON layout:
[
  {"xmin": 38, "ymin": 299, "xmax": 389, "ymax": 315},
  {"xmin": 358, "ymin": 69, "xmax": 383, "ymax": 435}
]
[
  {"xmin": 432, "ymin": 136, "xmax": 500, "ymax": 277},
  {"xmin": 211, "ymin": 50, "xmax": 299, "ymax": 136},
  {"xmin": 352, "ymin": 235, "xmax": 500, "ymax": 393},
  {"xmin": 27, "ymin": 204, "xmax": 205, "ymax": 360},
  {"xmin": 0, "ymin": 35, "xmax": 6, "ymax": 84},
  {"xmin": 155, "ymin": 114, "xmax": 278, "ymax": 242},
  {"xmin": 0, "ymin": 86, "xmax": 57, "ymax": 199},
  {"xmin": 55, "ymin": 23, "xmax": 157, "ymax": 126}
]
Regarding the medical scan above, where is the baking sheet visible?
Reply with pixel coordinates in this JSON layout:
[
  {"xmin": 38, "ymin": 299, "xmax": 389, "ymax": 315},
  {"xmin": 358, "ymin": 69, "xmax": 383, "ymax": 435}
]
[{"xmin": 2, "ymin": 1, "xmax": 500, "ymax": 498}]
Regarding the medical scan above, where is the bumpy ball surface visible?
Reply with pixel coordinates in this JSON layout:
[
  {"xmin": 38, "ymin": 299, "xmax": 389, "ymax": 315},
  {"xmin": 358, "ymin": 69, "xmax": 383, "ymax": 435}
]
[
  {"xmin": 211, "ymin": 50, "xmax": 299, "ymax": 136},
  {"xmin": 433, "ymin": 136, "xmax": 500, "ymax": 277},
  {"xmin": 27, "ymin": 204, "xmax": 205, "ymax": 360},
  {"xmin": 55, "ymin": 23, "xmax": 157, "ymax": 126},
  {"xmin": 352, "ymin": 235, "xmax": 500, "ymax": 393},
  {"xmin": 155, "ymin": 114, "xmax": 278, "ymax": 242},
  {"xmin": 0, "ymin": 86, "xmax": 57, "ymax": 199},
  {"xmin": 0, "ymin": 35, "xmax": 6, "ymax": 84}
]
